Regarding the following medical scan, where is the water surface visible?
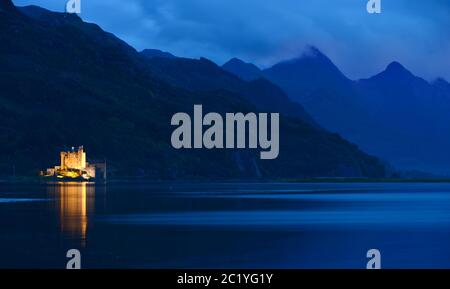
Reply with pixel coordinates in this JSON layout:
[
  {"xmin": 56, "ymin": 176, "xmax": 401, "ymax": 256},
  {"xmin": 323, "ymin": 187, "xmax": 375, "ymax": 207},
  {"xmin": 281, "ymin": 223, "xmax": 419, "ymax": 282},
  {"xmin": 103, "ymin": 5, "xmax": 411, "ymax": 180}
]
[{"xmin": 1, "ymin": 182, "xmax": 450, "ymax": 268}]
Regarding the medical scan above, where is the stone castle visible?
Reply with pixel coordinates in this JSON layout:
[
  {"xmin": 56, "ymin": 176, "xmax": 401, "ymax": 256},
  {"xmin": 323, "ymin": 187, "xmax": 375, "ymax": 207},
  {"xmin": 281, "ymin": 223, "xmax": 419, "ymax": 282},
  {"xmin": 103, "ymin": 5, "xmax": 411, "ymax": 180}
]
[{"xmin": 43, "ymin": 146, "xmax": 106, "ymax": 180}]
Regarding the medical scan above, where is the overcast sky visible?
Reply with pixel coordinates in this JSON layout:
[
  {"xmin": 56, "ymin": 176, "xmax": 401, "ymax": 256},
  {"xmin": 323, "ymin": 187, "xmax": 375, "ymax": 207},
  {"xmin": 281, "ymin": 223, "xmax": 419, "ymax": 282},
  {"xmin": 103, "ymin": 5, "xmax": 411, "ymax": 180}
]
[{"xmin": 13, "ymin": 0, "xmax": 450, "ymax": 81}]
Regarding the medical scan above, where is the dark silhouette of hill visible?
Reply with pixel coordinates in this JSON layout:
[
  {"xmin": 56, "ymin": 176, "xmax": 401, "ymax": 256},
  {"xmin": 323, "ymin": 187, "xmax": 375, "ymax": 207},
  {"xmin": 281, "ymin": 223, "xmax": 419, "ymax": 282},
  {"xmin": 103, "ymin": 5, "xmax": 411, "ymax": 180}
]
[
  {"xmin": 0, "ymin": 3, "xmax": 385, "ymax": 179},
  {"xmin": 0, "ymin": 0, "xmax": 15, "ymax": 12},
  {"xmin": 222, "ymin": 58, "xmax": 262, "ymax": 81},
  {"xmin": 141, "ymin": 55, "xmax": 317, "ymax": 125},
  {"xmin": 224, "ymin": 46, "xmax": 450, "ymax": 174}
]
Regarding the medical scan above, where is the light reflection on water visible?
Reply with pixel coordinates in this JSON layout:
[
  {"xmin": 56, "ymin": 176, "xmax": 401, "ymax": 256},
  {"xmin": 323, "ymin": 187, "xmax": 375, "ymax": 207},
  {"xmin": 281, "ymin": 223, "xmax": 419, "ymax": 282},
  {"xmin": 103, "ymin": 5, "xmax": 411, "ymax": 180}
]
[{"xmin": 47, "ymin": 182, "xmax": 95, "ymax": 246}]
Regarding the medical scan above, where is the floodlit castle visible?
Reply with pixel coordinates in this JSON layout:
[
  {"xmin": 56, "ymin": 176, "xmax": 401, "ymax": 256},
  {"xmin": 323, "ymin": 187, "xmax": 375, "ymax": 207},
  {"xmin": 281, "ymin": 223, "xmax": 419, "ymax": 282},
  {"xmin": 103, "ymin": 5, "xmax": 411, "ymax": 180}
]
[{"xmin": 42, "ymin": 146, "xmax": 106, "ymax": 180}]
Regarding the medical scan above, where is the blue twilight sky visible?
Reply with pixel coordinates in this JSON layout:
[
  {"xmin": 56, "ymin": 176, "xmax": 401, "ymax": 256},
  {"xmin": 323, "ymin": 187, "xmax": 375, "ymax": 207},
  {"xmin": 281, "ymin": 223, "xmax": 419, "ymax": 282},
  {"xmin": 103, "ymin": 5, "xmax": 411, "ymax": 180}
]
[{"xmin": 12, "ymin": 0, "xmax": 450, "ymax": 81}]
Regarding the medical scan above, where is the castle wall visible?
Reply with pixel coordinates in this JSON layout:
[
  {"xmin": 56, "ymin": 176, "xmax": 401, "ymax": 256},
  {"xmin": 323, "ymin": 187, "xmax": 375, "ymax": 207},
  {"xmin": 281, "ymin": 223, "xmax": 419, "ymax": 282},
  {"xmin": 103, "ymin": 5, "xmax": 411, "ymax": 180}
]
[{"xmin": 85, "ymin": 165, "xmax": 96, "ymax": 179}]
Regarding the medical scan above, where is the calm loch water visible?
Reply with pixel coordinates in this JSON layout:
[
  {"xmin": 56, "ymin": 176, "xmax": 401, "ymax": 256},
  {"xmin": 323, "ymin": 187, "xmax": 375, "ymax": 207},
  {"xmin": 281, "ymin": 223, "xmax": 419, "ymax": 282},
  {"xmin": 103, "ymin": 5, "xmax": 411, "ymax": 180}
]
[{"xmin": 1, "ymin": 182, "xmax": 450, "ymax": 268}]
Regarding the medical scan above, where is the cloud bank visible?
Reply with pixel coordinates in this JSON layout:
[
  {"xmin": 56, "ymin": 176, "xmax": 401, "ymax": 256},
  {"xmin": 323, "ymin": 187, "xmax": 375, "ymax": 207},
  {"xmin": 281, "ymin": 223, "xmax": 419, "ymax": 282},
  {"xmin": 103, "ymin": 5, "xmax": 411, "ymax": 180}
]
[{"xmin": 13, "ymin": 0, "xmax": 450, "ymax": 80}]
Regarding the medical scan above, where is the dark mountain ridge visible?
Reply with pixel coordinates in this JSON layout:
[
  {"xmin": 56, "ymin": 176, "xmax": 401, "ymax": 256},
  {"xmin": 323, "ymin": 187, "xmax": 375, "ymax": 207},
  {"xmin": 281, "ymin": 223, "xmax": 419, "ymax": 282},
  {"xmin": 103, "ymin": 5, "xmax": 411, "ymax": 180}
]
[
  {"xmin": 140, "ymin": 49, "xmax": 176, "ymax": 59},
  {"xmin": 0, "ymin": 0, "xmax": 15, "ymax": 12},
  {"xmin": 223, "ymin": 46, "xmax": 450, "ymax": 174},
  {"xmin": 222, "ymin": 58, "xmax": 262, "ymax": 81},
  {"xmin": 140, "ymin": 55, "xmax": 318, "ymax": 126},
  {"xmin": 0, "ymin": 3, "xmax": 385, "ymax": 179}
]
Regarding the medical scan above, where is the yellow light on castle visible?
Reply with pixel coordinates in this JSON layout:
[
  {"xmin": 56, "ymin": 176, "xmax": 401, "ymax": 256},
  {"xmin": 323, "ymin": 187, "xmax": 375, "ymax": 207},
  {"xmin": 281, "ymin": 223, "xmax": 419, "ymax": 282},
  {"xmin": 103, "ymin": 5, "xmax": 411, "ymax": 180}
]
[{"xmin": 42, "ymin": 146, "xmax": 99, "ymax": 180}]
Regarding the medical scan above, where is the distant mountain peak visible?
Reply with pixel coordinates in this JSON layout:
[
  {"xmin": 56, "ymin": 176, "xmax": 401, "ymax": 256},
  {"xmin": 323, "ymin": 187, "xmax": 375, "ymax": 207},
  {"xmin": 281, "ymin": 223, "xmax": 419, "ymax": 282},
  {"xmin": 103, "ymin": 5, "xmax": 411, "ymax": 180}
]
[
  {"xmin": 274, "ymin": 46, "xmax": 340, "ymax": 76},
  {"xmin": 266, "ymin": 45, "xmax": 350, "ymax": 85},
  {"xmin": 223, "ymin": 57, "xmax": 260, "ymax": 69},
  {"xmin": 225, "ymin": 57, "xmax": 256, "ymax": 67},
  {"xmin": 222, "ymin": 57, "xmax": 261, "ymax": 81},
  {"xmin": 227, "ymin": 57, "xmax": 245, "ymax": 64},
  {"xmin": 0, "ymin": 0, "xmax": 16, "ymax": 12},
  {"xmin": 290, "ymin": 46, "xmax": 331, "ymax": 64},
  {"xmin": 386, "ymin": 61, "xmax": 409, "ymax": 73},
  {"xmin": 366, "ymin": 61, "xmax": 417, "ymax": 83}
]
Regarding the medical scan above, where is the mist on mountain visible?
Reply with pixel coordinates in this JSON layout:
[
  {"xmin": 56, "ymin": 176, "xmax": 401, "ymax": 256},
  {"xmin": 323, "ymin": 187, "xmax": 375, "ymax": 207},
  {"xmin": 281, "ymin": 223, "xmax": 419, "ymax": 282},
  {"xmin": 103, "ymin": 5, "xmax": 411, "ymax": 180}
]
[{"xmin": 223, "ymin": 47, "xmax": 450, "ymax": 175}]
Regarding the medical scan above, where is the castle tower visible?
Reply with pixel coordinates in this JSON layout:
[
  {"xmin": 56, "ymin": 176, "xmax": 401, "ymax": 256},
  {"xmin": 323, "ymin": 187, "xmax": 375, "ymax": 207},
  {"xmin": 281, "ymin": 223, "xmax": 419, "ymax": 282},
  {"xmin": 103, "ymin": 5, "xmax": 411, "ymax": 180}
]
[{"xmin": 60, "ymin": 146, "xmax": 86, "ymax": 170}]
